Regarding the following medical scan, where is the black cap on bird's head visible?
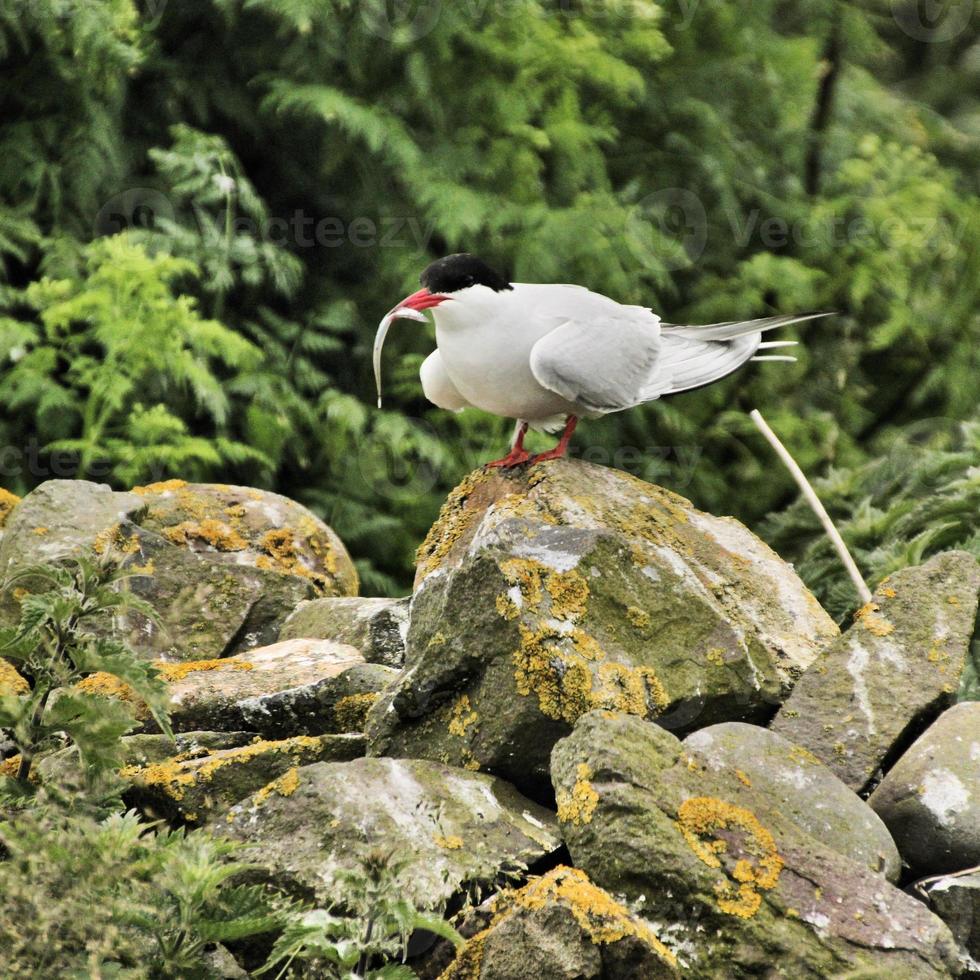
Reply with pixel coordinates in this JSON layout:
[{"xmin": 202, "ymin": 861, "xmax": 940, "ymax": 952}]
[
  {"xmin": 374, "ymin": 253, "xmax": 511, "ymax": 408},
  {"xmin": 420, "ymin": 253, "xmax": 512, "ymax": 294}
]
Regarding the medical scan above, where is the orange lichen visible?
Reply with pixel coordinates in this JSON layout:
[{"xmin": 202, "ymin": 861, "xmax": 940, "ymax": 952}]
[
  {"xmin": 439, "ymin": 866, "xmax": 676, "ymax": 979},
  {"xmin": 0, "ymin": 487, "xmax": 20, "ymax": 526},
  {"xmin": 626, "ymin": 605, "xmax": 651, "ymax": 629},
  {"xmin": 156, "ymin": 658, "xmax": 254, "ymax": 682},
  {"xmin": 132, "ymin": 479, "xmax": 188, "ymax": 496},
  {"xmin": 556, "ymin": 763, "xmax": 599, "ymax": 825},
  {"xmin": 333, "ymin": 692, "xmax": 378, "ymax": 731},
  {"xmin": 433, "ymin": 834, "xmax": 464, "ymax": 850},
  {"xmin": 93, "ymin": 524, "xmax": 142, "ymax": 558},
  {"xmin": 163, "ymin": 519, "xmax": 247, "ymax": 552},
  {"xmin": 0, "ymin": 658, "xmax": 29, "ymax": 696},
  {"xmin": 448, "ymin": 694, "xmax": 479, "ymax": 738},
  {"xmin": 854, "ymin": 602, "xmax": 895, "ymax": 637},
  {"xmin": 257, "ymin": 528, "xmax": 331, "ymax": 593},
  {"xmin": 75, "ymin": 672, "xmax": 149, "ymax": 720},
  {"xmin": 253, "ymin": 766, "xmax": 300, "ymax": 805},
  {"xmin": 32, "ymin": 526, "xmax": 49, "ymax": 536},
  {"xmin": 415, "ymin": 468, "xmax": 493, "ymax": 581},
  {"xmin": 677, "ymin": 796, "xmax": 783, "ymax": 919}
]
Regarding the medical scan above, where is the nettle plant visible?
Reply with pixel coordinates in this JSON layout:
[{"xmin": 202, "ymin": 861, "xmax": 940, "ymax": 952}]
[{"xmin": 0, "ymin": 549, "xmax": 172, "ymax": 793}]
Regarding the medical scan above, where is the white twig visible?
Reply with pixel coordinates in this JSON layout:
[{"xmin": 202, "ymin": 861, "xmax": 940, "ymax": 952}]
[{"xmin": 750, "ymin": 408, "xmax": 872, "ymax": 605}]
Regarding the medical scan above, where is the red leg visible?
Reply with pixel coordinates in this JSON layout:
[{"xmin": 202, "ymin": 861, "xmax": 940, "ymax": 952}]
[
  {"xmin": 529, "ymin": 416, "xmax": 578, "ymax": 464},
  {"xmin": 487, "ymin": 420, "xmax": 532, "ymax": 468}
]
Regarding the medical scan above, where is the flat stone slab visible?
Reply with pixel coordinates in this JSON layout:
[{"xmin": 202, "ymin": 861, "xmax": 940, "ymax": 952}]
[
  {"xmin": 683, "ymin": 722, "xmax": 900, "ymax": 880},
  {"xmin": 771, "ymin": 551, "xmax": 980, "ymax": 793},
  {"xmin": 222, "ymin": 756, "xmax": 561, "ymax": 912},
  {"xmin": 869, "ymin": 702, "xmax": 980, "ymax": 876},
  {"xmin": 551, "ymin": 711, "xmax": 960, "ymax": 978},
  {"xmin": 281, "ymin": 596, "xmax": 409, "ymax": 667}
]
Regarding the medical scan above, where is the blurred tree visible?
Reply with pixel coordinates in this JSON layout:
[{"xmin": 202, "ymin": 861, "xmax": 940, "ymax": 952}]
[{"xmin": 0, "ymin": 0, "xmax": 976, "ymax": 594}]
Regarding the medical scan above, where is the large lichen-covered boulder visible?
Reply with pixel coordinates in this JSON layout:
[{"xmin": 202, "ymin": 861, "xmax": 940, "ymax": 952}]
[
  {"xmin": 149, "ymin": 639, "xmax": 392, "ymax": 735},
  {"xmin": 121, "ymin": 733, "xmax": 365, "ymax": 825},
  {"xmin": 222, "ymin": 757, "xmax": 560, "ymax": 911},
  {"xmin": 868, "ymin": 702, "xmax": 980, "ymax": 876},
  {"xmin": 281, "ymin": 596, "xmax": 410, "ymax": 667},
  {"xmin": 683, "ymin": 722, "xmax": 900, "ymax": 880},
  {"xmin": 0, "ymin": 479, "xmax": 358, "ymax": 661},
  {"xmin": 772, "ymin": 551, "xmax": 980, "ymax": 793},
  {"xmin": 551, "ymin": 711, "xmax": 960, "ymax": 979},
  {"xmin": 439, "ymin": 866, "xmax": 679, "ymax": 980},
  {"xmin": 368, "ymin": 461, "xmax": 836, "ymax": 795}
]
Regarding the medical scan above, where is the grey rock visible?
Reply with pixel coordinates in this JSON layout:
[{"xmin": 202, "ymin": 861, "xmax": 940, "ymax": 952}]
[
  {"xmin": 772, "ymin": 551, "xmax": 980, "ymax": 793},
  {"xmin": 869, "ymin": 701, "xmax": 980, "ymax": 876},
  {"xmin": 925, "ymin": 871, "xmax": 980, "ymax": 977}
]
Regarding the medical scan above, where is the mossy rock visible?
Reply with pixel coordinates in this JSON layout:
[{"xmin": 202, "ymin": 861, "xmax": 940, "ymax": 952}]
[
  {"xmin": 222, "ymin": 756, "xmax": 561, "ymax": 911},
  {"xmin": 0, "ymin": 479, "xmax": 357, "ymax": 661},
  {"xmin": 550, "ymin": 711, "xmax": 960, "ymax": 979},
  {"xmin": 869, "ymin": 702, "xmax": 980, "ymax": 877},
  {"xmin": 368, "ymin": 460, "xmax": 837, "ymax": 797},
  {"xmin": 439, "ymin": 866, "xmax": 679, "ymax": 979},
  {"xmin": 772, "ymin": 551, "xmax": 980, "ymax": 793},
  {"xmin": 684, "ymin": 722, "xmax": 900, "ymax": 880}
]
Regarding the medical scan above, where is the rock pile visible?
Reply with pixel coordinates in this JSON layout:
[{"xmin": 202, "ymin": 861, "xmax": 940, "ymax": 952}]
[{"xmin": 1, "ymin": 463, "xmax": 978, "ymax": 978}]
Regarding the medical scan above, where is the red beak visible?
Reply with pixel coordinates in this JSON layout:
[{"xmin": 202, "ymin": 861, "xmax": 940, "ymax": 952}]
[{"xmin": 388, "ymin": 287, "xmax": 451, "ymax": 316}]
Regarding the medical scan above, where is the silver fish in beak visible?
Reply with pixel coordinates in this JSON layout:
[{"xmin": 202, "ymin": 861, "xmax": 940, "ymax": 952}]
[{"xmin": 373, "ymin": 288, "xmax": 451, "ymax": 408}]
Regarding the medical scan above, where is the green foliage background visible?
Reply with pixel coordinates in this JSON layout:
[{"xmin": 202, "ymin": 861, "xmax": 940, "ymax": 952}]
[{"xmin": 0, "ymin": 0, "xmax": 977, "ymax": 602}]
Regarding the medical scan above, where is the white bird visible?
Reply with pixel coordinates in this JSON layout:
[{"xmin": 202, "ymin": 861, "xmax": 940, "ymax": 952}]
[{"xmin": 374, "ymin": 253, "xmax": 825, "ymax": 468}]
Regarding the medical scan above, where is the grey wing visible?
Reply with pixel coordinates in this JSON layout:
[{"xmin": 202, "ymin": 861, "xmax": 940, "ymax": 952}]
[{"xmin": 529, "ymin": 312, "xmax": 665, "ymax": 413}]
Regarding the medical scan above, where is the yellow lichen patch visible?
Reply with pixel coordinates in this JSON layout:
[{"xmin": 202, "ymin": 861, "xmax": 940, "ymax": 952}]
[
  {"xmin": 416, "ymin": 468, "xmax": 492, "ymax": 581},
  {"xmin": 132, "ymin": 479, "xmax": 188, "ymax": 496},
  {"xmin": 155, "ymin": 658, "xmax": 254, "ymax": 682},
  {"xmin": 514, "ymin": 866, "xmax": 675, "ymax": 962},
  {"xmin": 253, "ymin": 766, "xmax": 300, "ymax": 805},
  {"xmin": 433, "ymin": 834, "xmax": 464, "ymax": 850},
  {"xmin": 512, "ymin": 624, "xmax": 667, "ymax": 724},
  {"xmin": 257, "ymin": 527, "xmax": 331, "ymax": 593},
  {"xmin": 545, "ymin": 568, "xmax": 589, "ymax": 621},
  {"xmin": 734, "ymin": 769, "xmax": 752, "ymax": 787},
  {"xmin": 428, "ymin": 631, "xmax": 447, "ymax": 649},
  {"xmin": 676, "ymin": 796, "xmax": 783, "ymax": 919},
  {"xmin": 75, "ymin": 672, "xmax": 149, "ymax": 720},
  {"xmin": 0, "ymin": 658, "xmax": 29, "ymax": 696},
  {"xmin": 706, "ymin": 647, "xmax": 726, "ymax": 667},
  {"xmin": 854, "ymin": 602, "xmax": 895, "ymax": 637},
  {"xmin": 947, "ymin": 595, "xmax": 960, "ymax": 606},
  {"xmin": 500, "ymin": 558, "xmax": 545, "ymax": 609},
  {"xmin": 164, "ymin": 519, "xmax": 247, "ymax": 552},
  {"xmin": 495, "ymin": 593, "xmax": 520, "ymax": 620},
  {"xmin": 120, "ymin": 755, "xmax": 198, "ymax": 800},
  {"xmin": 333, "ymin": 692, "xmax": 378, "ymax": 731},
  {"xmin": 32, "ymin": 526, "xmax": 49, "ymax": 536},
  {"xmin": 626, "ymin": 606, "xmax": 650, "ymax": 629},
  {"xmin": 448, "ymin": 694, "xmax": 479, "ymax": 738},
  {"xmin": 0, "ymin": 487, "xmax": 20, "ymax": 527},
  {"xmin": 93, "ymin": 524, "xmax": 142, "ymax": 558},
  {"xmin": 556, "ymin": 763, "xmax": 599, "ymax": 826},
  {"xmin": 879, "ymin": 587, "xmax": 897, "ymax": 599}
]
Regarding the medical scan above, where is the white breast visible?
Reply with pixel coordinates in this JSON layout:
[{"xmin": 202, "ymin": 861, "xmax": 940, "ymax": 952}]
[{"xmin": 431, "ymin": 283, "xmax": 617, "ymax": 424}]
